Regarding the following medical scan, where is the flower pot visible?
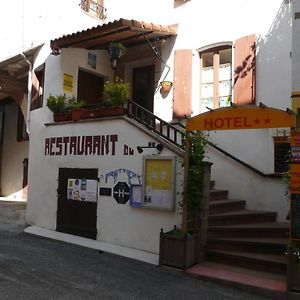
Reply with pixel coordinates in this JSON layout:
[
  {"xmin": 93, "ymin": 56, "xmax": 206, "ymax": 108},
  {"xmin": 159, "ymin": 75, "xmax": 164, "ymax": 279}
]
[
  {"xmin": 71, "ymin": 108, "xmax": 85, "ymax": 121},
  {"xmin": 160, "ymin": 81, "xmax": 173, "ymax": 93}
]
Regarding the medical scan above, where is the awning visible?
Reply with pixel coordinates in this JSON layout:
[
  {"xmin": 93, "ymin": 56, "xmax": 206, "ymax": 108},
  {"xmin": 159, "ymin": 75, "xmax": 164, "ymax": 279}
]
[
  {"xmin": 0, "ymin": 44, "xmax": 43, "ymax": 101},
  {"xmin": 50, "ymin": 18, "xmax": 177, "ymax": 50}
]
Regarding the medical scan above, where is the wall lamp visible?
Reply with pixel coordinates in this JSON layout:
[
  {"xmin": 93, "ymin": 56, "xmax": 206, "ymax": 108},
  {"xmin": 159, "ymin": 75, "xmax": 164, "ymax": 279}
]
[
  {"xmin": 50, "ymin": 44, "xmax": 61, "ymax": 56},
  {"xmin": 137, "ymin": 143, "xmax": 164, "ymax": 154}
]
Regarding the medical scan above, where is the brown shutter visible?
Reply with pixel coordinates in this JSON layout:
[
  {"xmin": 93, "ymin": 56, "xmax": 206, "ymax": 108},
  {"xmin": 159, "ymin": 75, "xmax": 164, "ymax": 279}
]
[
  {"xmin": 173, "ymin": 49, "xmax": 192, "ymax": 119},
  {"xmin": 233, "ymin": 34, "xmax": 256, "ymax": 105}
]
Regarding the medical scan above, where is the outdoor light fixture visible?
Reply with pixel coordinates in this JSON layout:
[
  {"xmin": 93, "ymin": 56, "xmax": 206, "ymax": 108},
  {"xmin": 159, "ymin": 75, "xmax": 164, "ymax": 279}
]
[
  {"xmin": 50, "ymin": 44, "xmax": 61, "ymax": 56},
  {"xmin": 108, "ymin": 42, "xmax": 126, "ymax": 69},
  {"xmin": 137, "ymin": 143, "xmax": 164, "ymax": 154}
]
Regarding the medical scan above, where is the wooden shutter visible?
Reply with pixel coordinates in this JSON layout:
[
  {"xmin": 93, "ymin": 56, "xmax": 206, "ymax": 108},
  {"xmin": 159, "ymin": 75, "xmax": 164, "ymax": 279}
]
[
  {"xmin": 233, "ymin": 35, "xmax": 256, "ymax": 105},
  {"xmin": 173, "ymin": 49, "xmax": 192, "ymax": 119}
]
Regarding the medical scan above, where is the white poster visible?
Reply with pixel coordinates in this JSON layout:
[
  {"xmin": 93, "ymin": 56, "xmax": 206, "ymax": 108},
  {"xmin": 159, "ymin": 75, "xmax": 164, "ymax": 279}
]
[{"xmin": 67, "ymin": 178, "xmax": 98, "ymax": 202}]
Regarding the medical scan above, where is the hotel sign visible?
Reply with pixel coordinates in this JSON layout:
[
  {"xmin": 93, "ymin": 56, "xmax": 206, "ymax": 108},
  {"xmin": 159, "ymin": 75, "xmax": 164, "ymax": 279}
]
[{"xmin": 186, "ymin": 106, "xmax": 296, "ymax": 131}]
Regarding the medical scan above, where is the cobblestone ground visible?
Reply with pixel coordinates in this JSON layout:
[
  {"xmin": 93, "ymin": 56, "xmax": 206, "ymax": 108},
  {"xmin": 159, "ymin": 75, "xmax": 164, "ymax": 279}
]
[{"xmin": 0, "ymin": 201, "xmax": 270, "ymax": 300}]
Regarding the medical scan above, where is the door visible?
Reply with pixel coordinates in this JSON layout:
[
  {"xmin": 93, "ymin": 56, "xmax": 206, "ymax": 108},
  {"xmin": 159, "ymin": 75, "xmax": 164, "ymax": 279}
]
[
  {"xmin": 57, "ymin": 168, "xmax": 98, "ymax": 239},
  {"xmin": 132, "ymin": 65, "xmax": 155, "ymax": 112},
  {"xmin": 77, "ymin": 69, "xmax": 104, "ymax": 104}
]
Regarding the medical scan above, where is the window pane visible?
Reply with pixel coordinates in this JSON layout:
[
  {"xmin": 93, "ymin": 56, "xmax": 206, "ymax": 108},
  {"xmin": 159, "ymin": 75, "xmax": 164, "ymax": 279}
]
[
  {"xmin": 202, "ymin": 83, "xmax": 213, "ymax": 98},
  {"xmin": 219, "ymin": 96, "xmax": 231, "ymax": 107},
  {"xmin": 219, "ymin": 80, "xmax": 231, "ymax": 97},
  {"xmin": 202, "ymin": 98, "xmax": 214, "ymax": 109},
  {"xmin": 202, "ymin": 52, "xmax": 213, "ymax": 68},
  {"xmin": 219, "ymin": 63, "xmax": 231, "ymax": 81},
  {"xmin": 202, "ymin": 66, "xmax": 213, "ymax": 83},
  {"xmin": 220, "ymin": 48, "xmax": 232, "ymax": 65}
]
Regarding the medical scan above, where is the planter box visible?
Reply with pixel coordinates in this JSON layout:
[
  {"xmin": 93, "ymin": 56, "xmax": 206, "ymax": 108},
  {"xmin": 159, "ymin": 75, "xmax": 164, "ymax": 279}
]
[
  {"xmin": 53, "ymin": 112, "xmax": 72, "ymax": 122},
  {"xmin": 287, "ymin": 246, "xmax": 300, "ymax": 292},
  {"xmin": 159, "ymin": 229, "xmax": 199, "ymax": 270},
  {"xmin": 80, "ymin": 107, "xmax": 127, "ymax": 120}
]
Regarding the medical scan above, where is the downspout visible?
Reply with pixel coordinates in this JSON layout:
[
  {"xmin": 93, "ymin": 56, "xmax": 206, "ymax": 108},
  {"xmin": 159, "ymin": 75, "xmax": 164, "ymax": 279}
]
[{"xmin": 20, "ymin": 53, "xmax": 32, "ymax": 136}]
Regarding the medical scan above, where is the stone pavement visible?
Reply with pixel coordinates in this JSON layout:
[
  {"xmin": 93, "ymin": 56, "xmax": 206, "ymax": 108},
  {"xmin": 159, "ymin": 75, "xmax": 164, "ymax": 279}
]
[{"xmin": 0, "ymin": 200, "xmax": 270, "ymax": 300}]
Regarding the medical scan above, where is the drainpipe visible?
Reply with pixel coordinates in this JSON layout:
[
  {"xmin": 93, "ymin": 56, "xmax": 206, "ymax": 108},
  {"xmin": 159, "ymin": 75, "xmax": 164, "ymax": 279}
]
[{"xmin": 20, "ymin": 53, "xmax": 32, "ymax": 136}]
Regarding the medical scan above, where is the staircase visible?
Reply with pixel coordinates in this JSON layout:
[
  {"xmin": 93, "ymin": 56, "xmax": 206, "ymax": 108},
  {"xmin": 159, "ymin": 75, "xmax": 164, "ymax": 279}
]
[
  {"xmin": 126, "ymin": 101, "xmax": 289, "ymax": 298},
  {"xmin": 187, "ymin": 181, "xmax": 289, "ymax": 299}
]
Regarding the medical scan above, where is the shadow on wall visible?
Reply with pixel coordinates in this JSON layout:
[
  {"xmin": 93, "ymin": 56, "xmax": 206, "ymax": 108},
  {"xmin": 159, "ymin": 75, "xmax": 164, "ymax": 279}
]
[{"xmin": 255, "ymin": 0, "xmax": 292, "ymax": 108}]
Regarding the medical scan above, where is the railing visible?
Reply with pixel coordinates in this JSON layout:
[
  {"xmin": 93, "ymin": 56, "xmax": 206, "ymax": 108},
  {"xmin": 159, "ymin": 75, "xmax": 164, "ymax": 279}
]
[
  {"xmin": 127, "ymin": 100, "xmax": 185, "ymax": 148},
  {"xmin": 79, "ymin": 0, "xmax": 107, "ymax": 19},
  {"xmin": 127, "ymin": 101, "xmax": 281, "ymax": 178}
]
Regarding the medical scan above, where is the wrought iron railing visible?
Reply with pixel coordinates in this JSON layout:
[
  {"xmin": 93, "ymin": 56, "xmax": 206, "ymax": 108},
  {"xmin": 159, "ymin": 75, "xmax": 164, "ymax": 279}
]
[
  {"xmin": 127, "ymin": 100, "xmax": 281, "ymax": 178},
  {"xmin": 79, "ymin": 0, "xmax": 107, "ymax": 19},
  {"xmin": 127, "ymin": 100, "xmax": 185, "ymax": 148}
]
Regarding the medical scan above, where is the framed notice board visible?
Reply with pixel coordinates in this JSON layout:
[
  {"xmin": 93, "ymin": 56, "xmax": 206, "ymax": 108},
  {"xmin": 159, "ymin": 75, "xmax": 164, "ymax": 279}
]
[{"xmin": 142, "ymin": 156, "xmax": 176, "ymax": 211}]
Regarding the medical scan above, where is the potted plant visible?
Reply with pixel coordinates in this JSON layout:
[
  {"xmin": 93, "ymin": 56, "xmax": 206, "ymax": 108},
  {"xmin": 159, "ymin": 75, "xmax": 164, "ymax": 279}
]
[
  {"xmin": 108, "ymin": 42, "xmax": 126, "ymax": 69},
  {"xmin": 47, "ymin": 94, "xmax": 71, "ymax": 122},
  {"xmin": 159, "ymin": 132, "xmax": 211, "ymax": 270},
  {"xmin": 160, "ymin": 80, "xmax": 173, "ymax": 93},
  {"xmin": 66, "ymin": 99, "xmax": 86, "ymax": 121}
]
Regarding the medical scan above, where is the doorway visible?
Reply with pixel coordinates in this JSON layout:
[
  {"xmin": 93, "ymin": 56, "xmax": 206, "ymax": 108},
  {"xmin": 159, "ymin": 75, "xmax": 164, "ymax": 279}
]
[
  {"xmin": 57, "ymin": 168, "xmax": 98, "ymax": 239},
  {"xmin": 132, "ymin": 65, "xmax": 155, "ymax": 112}
]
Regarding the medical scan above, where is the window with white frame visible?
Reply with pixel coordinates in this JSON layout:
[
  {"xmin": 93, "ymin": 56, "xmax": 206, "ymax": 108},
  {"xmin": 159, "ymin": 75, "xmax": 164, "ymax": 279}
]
[{"xmin": 200, "ymin": 46, "xmax": 232, "ymax": 110}]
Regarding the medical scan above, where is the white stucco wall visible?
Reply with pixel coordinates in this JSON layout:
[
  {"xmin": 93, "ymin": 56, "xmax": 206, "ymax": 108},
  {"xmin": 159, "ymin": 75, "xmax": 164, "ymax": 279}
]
[
  {"xmin": 1, "ymin": 102, "xmax": 29, "ymax": 196},
  {"xmin": 26, "ymin": 118, "xmax": 183, "ymax": 254}
]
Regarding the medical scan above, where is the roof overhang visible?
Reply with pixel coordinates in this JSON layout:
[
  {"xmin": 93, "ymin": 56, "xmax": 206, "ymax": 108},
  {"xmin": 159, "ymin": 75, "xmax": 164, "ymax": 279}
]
[
  {"xmin": 50, "ymin": 18, "xmax": 177, "ymax": 50},
  {"xmin": 0, "ymin": 44, "xmax": 43, "ymax": 101}
]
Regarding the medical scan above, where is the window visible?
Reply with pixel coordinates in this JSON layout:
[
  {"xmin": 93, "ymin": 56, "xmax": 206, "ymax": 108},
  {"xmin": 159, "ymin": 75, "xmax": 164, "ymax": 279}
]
[
  {"xmin": 31, "ymin": 64, "xmax": 45, "ymax": 111},
  {"xmin": 200, "ymin": 46, "xmax": 232, "ymax": 110},
  {"xmin": 274, "ymin": 136, "xmax": 290, "ymax": 173},
  {"xmin": 80, "ymin": 0, "xmax": 106, "ymax": 19}
]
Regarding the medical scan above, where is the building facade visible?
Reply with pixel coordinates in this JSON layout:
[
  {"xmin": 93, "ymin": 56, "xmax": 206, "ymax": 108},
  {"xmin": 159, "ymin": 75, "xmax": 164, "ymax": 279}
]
[{"xmin": 0, "ymin": 0, "xmax": 294, "ymax": 258}]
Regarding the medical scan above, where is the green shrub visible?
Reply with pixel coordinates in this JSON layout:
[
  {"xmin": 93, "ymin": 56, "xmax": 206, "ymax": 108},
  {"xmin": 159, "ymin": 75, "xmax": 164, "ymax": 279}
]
[
  {"xmin": 103, "ymin": 77, "xmax": 129, "ymax": 107},
  {"xmin": 46, "ymin": 94, "xmax": 66, "ymax": 113}
]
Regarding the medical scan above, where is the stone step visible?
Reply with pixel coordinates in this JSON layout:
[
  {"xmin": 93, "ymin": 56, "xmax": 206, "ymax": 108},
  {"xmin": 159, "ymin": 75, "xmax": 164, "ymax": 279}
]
[
  {"xmin": 186, "ymin": 261, "xmax": 287, "ymax": 300},
  {"xmin": 205, "ymin": 249, "xmax": 287, "ymax": 275},
  {"xmin": 208, "ymin": 222, "xmax": 289, "ymax": 238},
  {"xmin": 206, "ymin": 237, "xmax": 288, "ymax": 255},
  {"xmin": 209, "ymin": 189, "xmax": 228, "ymax": 201},
  {"xmin": 208, "ymin": 210, "xmax": 277, "ymax": 226},
  {"xmin": 209, "ymin": 199, "xmax": 246, "ymax": 214}
]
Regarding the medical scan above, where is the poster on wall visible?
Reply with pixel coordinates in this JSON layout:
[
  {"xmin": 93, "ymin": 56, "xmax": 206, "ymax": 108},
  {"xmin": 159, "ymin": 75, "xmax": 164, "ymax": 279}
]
[
  {"xmin": 143, "ymin": 156, "xmax": 176, "ymax": 211},
  {"xmin": 67, "ymin": 178, "xmax": 98, "ymax": 202},
  {"xmin": 63, "ymin": 73, "xmax": 74, "ymax": 93}
]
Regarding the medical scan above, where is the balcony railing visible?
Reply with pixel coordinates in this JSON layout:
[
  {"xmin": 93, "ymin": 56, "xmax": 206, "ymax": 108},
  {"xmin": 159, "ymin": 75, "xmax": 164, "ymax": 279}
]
[{"xmin": 79, "ymin": 0, "xmax": 107, "ymax": 20}]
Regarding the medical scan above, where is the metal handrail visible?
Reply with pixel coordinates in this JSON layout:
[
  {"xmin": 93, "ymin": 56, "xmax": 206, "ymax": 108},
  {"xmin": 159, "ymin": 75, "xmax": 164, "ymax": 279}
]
[
  {"xmin": 127, "ymin": 101, "xmax": 281, "ymax": 178},
  {"xmin": 127, "ymin": 100, "xmax": 185, "ymax": 148}
]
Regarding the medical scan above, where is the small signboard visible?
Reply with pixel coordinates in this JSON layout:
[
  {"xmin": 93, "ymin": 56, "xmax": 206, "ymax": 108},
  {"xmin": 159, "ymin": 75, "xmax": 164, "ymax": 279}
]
[
  {"xmin": 113, "ymin": 182, "xmax": 130, "ymax": 204},
  {"xmin": 63, "ymin": 73, "xmax": 74, "ymax": 93},
  {"xmin": 130, "ymin": 184, "xmax": 142, "ymax": 208}
]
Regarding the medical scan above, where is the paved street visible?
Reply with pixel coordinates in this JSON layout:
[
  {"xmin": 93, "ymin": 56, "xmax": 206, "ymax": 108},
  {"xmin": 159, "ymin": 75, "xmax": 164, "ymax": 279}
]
[{"xmin": 0, "ymin": 201, "xmax": 269, "ymax": 300}]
